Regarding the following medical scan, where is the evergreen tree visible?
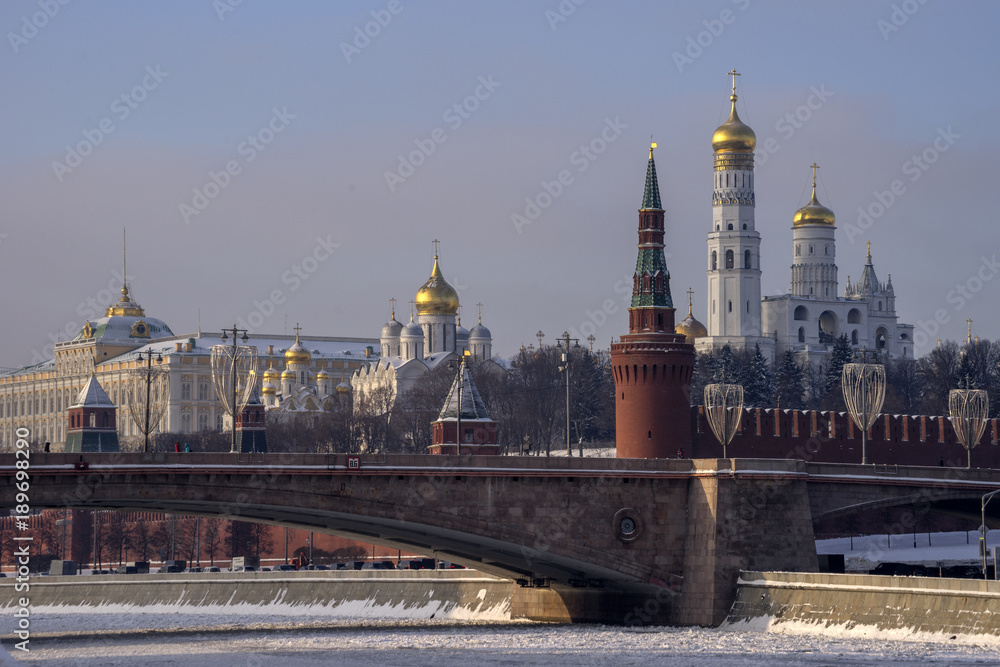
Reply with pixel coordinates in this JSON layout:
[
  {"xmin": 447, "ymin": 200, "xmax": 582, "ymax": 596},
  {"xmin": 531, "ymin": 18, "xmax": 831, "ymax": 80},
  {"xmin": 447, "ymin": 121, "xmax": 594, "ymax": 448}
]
[
  {"xmin": 717, "ymin": 344, "xmax": 737, "ymax": 382},
  {"xmin": 824, "ymin": 334, "xmax": 854, "ymax": 394},
  {"xmin": 773, "ymin": 350, "xmax": 805, "ymax": 410},
  {"xmin": 690, "ymin": 352, "xmax": 718, "ymax": 406},
  {"xmin": 739, "ymin": 343, "xmax": 773, "ymax": 408}
]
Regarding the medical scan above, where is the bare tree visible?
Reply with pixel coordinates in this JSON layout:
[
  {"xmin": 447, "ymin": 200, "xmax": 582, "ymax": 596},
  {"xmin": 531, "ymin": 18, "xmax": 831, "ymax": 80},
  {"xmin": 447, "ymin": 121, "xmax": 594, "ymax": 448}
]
[{"xmin": 202, "ymin": 518, "xmax": 224, "ymax": 566}]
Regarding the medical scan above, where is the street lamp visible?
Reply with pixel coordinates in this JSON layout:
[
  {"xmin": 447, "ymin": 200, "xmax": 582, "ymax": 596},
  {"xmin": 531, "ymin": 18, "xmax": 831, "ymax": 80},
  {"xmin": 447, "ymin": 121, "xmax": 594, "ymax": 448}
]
[
  {"xmin": 128, "ymin": 349, "xmax": 164, "ymax": 452},
  {"xmin": 981, "ymin": 489, "xmax": 1000, "ymax": 580},
  {"xmin": 842, "ymin": 350, "xmax": 885, "ymax": 465},
  {"xmin": 557, "ymin": 332, "xmax": 580, "ymax": 457},
  {"xmin": 949, "ymin": 378, "xmax": 989, "ymax": 469},
  {"xmin": 211, "ymin": 326, "xmax": 257, "ymax": 454},
  {"xmin": 447, "ymin": 354, "xmax": 470, "ymax": 455},
  {"xmin": 704, "ymin": 378, "xmax": 744, "ymax": 459}
]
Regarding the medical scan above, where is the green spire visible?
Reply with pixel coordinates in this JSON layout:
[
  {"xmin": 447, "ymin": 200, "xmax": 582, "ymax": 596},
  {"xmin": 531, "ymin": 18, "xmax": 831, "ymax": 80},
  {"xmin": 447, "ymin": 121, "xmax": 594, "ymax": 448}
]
[{"xmin": 641, "ymin": 142, "xmax": 662, "ymax": 210}]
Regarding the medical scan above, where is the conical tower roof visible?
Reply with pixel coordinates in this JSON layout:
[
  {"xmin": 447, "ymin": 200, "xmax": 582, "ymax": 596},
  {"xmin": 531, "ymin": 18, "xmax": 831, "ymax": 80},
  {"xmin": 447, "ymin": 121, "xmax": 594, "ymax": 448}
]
[
  {"xmin": 641, "ymin": 143, "xmax": 662, "ymax": 210},
  {"xmin": 437, "ymin": 361, "xmax": 491, "ymax": 421},
  {"xmin": 71, "ymin": 375, "xmax": 115, "ymax": 408}
]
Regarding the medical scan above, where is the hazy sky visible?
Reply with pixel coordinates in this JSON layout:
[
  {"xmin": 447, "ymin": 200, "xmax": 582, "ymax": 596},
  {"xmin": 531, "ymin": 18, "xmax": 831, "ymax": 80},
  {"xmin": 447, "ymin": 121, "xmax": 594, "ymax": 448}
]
[{"xmin": 2, "ymin": 0, "xmax": 997, "ymax": 369}]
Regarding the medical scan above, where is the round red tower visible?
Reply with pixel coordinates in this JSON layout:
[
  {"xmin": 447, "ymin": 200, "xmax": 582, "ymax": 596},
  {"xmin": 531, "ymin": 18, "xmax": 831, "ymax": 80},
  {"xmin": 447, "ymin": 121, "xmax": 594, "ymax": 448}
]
[{"xmin": 611, "ymin": 143, "xmax": 695, "ymax": 458}]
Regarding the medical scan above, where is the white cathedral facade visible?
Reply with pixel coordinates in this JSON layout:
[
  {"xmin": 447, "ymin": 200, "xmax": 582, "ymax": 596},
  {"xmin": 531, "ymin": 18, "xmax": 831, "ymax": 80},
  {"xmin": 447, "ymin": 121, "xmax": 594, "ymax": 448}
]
[
  {"xmin": 351, "ymin": 250, "xmax": 495, "ymax": 412},
  {"xmin": 692, "ymin": 73, "xmax": 913, "ymax": 366}
]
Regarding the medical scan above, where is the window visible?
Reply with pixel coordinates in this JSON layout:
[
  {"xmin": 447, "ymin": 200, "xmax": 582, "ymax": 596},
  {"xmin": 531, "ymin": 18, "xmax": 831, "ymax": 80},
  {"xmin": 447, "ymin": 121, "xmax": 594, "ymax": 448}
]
[
  {"xmin": 825, "ymin": 246, "xmax": 829, "ymax": 255},
  {"xmin": 725, "ymin": 250, "xmax": 734, "ymax": 269},
  {"xmin": 181, "ymin": 383, "xmax": 191, "ymax": 400},
  {"xmin": 794, "ymin": 306, "xmax": 808, "ymax": 321},
  {"xmin": 197, "ymin": 382, "xmax": 209, "ymax": 401},
  {"xmin": 744, "ymin": 249, "xmax": 751, "ymax": 269},
  {"xmin": 809, "ymin": 245, "xmax": 814, "ymax": 255},
  {"xmin": 102, "ymin": 411, "xmax": 109, "ymax": 427},
  {"xmin": 746, "ymin": 300, "xmax": 750, "ymax": 313},
  {"xmin": 798, "ymin": 327, "xmax": 805, "ymax": 343},
  {"xmin": 711, "ymin": 251, "xmax": 717, "ymax": 270},
  {"xmin": 727, "ymin": 223, "xmax": 733, "ymax": 230},
  {"xmin": 852, "ymin": 329, "xmax": 859, "ymax": 345},
  {"xmin": 878, "ymin": 301, "xmax": 883, "ymax": 311},
  {"xmin": 728, "ymin": 300, "xmax": 732, "ymax": 312},
  {"xmin": 217, "ymin": 415, "xmax": 223, "ymax": 431},
  {"xmin": 89, "ymin": 413, "xmax": 95, "ymax": 427},
  {"xmin": 198, "ymin": 414, "xmax": 208, "ymax": 432},
  {"xmin": 795, "ymin": 244, "xmax": 801, "ymax": 257},
  {"xmin": 742, "ymin": 224, "xmax": 747, "ymax": 230}
]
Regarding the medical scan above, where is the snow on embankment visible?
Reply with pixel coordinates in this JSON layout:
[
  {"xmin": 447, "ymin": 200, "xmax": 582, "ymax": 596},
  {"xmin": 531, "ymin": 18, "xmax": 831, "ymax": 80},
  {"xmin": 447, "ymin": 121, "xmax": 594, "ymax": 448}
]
[
  {"xmin": 0, "ymin": 570, "xmax": 512, "ymax": 625},
  {"xmin": 725, "ymin": 570, "xmax": 1000, "ymax": 644}
]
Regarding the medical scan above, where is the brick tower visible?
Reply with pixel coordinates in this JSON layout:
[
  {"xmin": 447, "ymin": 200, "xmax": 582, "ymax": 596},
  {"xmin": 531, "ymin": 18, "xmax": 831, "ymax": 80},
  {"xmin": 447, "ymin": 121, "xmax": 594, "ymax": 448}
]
[{"xmin": 611, "ymin": 143, "xmax": 695, "ymax": 458}]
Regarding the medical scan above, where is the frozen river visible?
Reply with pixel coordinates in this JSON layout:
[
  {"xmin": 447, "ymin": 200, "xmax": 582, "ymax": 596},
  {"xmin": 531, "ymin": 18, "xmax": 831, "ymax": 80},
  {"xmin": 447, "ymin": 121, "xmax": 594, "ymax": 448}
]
[{"xmin": 3, "ymin": 613, "xmax": 999, "ymax": 666}]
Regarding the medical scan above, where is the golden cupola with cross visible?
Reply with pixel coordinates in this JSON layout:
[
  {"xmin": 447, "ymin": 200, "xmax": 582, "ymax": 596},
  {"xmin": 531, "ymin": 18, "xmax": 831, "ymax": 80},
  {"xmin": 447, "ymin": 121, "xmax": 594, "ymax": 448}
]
[{"xmin": 415, "ymin": 241, "xmax": 460, "ymax": 316}]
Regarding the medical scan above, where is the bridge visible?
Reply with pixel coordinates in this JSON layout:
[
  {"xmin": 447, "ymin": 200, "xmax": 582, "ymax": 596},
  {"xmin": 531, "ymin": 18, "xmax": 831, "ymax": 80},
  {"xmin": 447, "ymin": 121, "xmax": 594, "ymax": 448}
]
[{"xmin": 4, "ymin": 452, "xmax": 1000, "ymax": 626}]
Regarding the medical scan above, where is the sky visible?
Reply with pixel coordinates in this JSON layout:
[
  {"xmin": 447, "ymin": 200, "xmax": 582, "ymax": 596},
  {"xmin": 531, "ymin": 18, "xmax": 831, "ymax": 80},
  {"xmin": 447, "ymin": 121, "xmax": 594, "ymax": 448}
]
[{"xmin": 1, "ymin": 0, "xmax": 998, "ymax": 370}]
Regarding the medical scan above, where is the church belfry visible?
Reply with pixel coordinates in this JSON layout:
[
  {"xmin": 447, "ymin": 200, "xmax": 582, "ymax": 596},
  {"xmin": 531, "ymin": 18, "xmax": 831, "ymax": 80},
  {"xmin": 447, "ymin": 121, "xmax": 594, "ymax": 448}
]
[{"xmin": 706, "ymin": 69, "xmax": 762, "ymax": 339}]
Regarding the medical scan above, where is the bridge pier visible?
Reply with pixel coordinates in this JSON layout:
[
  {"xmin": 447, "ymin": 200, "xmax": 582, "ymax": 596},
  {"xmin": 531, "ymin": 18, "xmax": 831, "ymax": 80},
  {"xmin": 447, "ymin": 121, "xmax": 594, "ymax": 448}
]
[
  {"xmin": 677, "ymin": 459, "xmax": 819, "ymax": 626},
  {"xmin": 511, "ymin": 583, "xmax": 674, "ymax": 625}
]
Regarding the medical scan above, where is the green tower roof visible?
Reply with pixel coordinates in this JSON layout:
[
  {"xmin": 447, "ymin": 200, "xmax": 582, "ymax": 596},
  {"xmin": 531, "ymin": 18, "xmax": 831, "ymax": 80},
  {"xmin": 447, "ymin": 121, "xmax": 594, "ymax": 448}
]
[{"xmin": 641, "ymin": 144, "xmax": 662, "ymax": 210}]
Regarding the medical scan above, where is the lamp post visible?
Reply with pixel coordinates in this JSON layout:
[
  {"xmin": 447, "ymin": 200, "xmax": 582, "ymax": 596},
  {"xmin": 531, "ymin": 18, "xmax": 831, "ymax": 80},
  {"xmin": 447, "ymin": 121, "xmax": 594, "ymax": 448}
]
[
  {"xmin": 949, "ymin": 378, "xmax": 989, "ymax": 469},
  {"xmin": 557, "ymin": 332, "xmax": 580, "ymax": 457},
  {"xmin": 981, "ymin": 489, "xmax": 1000, "ymax": 580},
  {"xmin": 134, "ymin": 350, "xmax": 162, "ymax": 452},
  {"xmin": 212, "ymin": 326, "xmax": 256, "ymax": 454},
  {"xmin": 842, "ymin": 350, "xmax": 885, "ymax": 465},
  {"xmin": 447, "ymin": 354, "xmax": 468, "ymax": 455},
  {"xmin": 704, "ymin": 376, "xmax": 744, "ymax": 459}
]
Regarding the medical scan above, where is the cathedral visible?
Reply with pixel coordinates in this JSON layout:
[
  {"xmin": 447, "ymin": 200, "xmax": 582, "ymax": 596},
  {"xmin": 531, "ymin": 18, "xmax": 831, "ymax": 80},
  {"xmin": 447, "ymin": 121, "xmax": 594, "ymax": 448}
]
[
  {"xmin": 687, "ymin": 72, "xmax": 913, "ymax": 366},
  {"xmin": 351, "ymin": 247, "xmax": 495, "ymax": 413}
]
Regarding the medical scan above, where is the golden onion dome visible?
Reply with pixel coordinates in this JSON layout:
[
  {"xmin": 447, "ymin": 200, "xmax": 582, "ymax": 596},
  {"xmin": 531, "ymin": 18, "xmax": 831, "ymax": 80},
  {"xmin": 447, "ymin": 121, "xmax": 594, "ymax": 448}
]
[
  {"xmin": 280, "ymin": 368, "xmax": 295, "ymax": 379},
  {"xmin": 263, "ymin": 365, "xmax": 279, "ymax": 381},
  {"xmin": 335, "ymin": 380, "xmax": 352, "ymax": 395},
  {"xmin": 316, "ymin": 369, "xmax": 330, "ymax": 380},
  {"xmin": 415, "ymin": 254, "xmax": 459, "ymax": 315},
  {"xmin": 284, "ymin": 332, "xmax": 312, "ymax": 364},
  {"xmin": 712, "ymin": 93, "xmax": 756, "ymax": 154},
  {"xmin": 262, "ymin": 382, "xmax": 276, "ymax": 396},
  {"xmin": 675, "ymin": 291, "xmax": 708, "ymax": 344},
  {"xmin": 792, "ymin": 183, "xmax": 836, "ymax": 227}
]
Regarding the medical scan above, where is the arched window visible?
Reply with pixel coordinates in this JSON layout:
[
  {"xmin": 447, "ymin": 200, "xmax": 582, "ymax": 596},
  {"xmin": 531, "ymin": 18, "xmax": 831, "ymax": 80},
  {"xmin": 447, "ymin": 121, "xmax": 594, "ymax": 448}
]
[
  {"xmin": 728, "ymin": 300, "xmax": 732, "ymax": 312},
  {"xmin": 795, "ymin": 245, "xmax": 800, "ymax": 257},
  {"xmin": 711, "ymin": 251, "xmax": 718, "ymax": 270},
  {"xmin": 798, "ymin": 327, "xmax": 805, "ymax": 343},
  {"xmin": 727, "ymin": 223, "xmax": 733, "ymax": 230},
  {"xmin": 794, "ymin": 306, "xmax": 808, "ymax": 321},
  {"xmin": 742, "ymin": 224, "xmax": 747, "ymax": 230},
  {"xmin": 725, "ymin": 250, "xmax": 734, "ymax": 269},
  {"xmin": 102, "ymin": 411, "xmax": 109, "ymax": 427},
  {"xmin": 852, "ymin": 329, "xmax": 858, "ymax": 345},
  {"xmin": 878, "ymin": 301, "xmax": 883, "ymax": 311},
  {"xmin": 89, "ymin": 412, "xmax": 96, "ymax": 428},
  {"xmin": 744, "ymin": 249, "xmax": 751, "ymax": 269}
]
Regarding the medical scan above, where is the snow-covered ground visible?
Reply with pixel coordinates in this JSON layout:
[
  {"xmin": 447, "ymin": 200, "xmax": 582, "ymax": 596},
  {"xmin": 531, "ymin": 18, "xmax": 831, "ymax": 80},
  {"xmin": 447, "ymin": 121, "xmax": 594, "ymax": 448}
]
[
  {"xmin": 4, "ymin": 614, "xmax": 1000, "ymax": 666},
  {"xmin": 817, "ymin": 529, "xmax": 999, "ymax": 573}
]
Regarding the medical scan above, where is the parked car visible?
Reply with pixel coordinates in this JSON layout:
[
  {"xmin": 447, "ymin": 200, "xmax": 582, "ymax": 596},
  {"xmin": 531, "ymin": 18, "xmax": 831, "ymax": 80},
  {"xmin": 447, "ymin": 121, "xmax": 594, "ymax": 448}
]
[
  {"xmin": 182, "ymin": 567, "xmax": 203, "ymax": 573},
  {"xmin": 396, "ymin": 560, "xmax": 415, "ymax": 570},
  {"xmin": 204, "ymin": 566, "xmax": 222, "ymax": 573},
  {"xmin": 260, "ymin": 567, "xmax": 271, "ymax": 572},
  {"xmin": 114, "ymin": 566, "xmax": 138, "ymax": 575},
  {"xmin": 437, "ymin": 561, "xmax": 466, "ymax": 569},
  {"xmin": 275, "ymin": 564, "xmax": 297, "ymax": 572},
  {"xmin": 361, "ymin": 562, "xmax": 394, "ymax": 570}
]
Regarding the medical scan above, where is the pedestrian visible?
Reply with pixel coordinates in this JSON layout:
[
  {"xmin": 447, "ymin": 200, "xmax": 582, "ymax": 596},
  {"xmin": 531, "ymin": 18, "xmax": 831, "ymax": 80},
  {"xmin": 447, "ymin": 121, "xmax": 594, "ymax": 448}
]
[
  {"xmin": 938, "ymin": 457, "xmax": 944, "ymax": 467},
  {"xmin": 44, "ymin": 442, "xmax": 50, "ymax": 453},
  {"xmin": 676, "ymin": 448, "xmax": 684, "ymax": 459},
  {"xmin": 184, "ymin": 443, "xmax": 192, "ymax": 453},
  {"xmin": 174, "ymin": 442, "xmax": 181, "ymax": 453}
]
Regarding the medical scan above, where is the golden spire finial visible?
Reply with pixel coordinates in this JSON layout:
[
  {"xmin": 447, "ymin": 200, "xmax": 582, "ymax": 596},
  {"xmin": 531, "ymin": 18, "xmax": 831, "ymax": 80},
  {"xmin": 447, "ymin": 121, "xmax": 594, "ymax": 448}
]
[
  {"xmin": 967, "ymin": 318, "xmax": 973, "ymax": 344},
  {"xmin": 866, "ymin": 240, "xmax": 872, "ymax": 262},
  {"xmin": 293, "ymin": 322, "xmax": 302, "ymax": 342},
  {"xmin": 389, "ymin": 297, "xmax": 397, "ymax": 320},
  {"xmin": 649, "ymin": 136, "xmax": 656, "ymax": 159},
  {"xmin": 476, "ymin": 302, "xmax": 484, "ymax": 324},
  {"xmin": 409, "ymin": 299, "xmax": 416, "ymax": 321},
  {"xmin": 121, "ymin": 227, "xmax": 130, "ymax": 303},
  {"xmin": 686, "ymin": 287, "xmax": 694, "ymax": 317},
  {"xmin": 728, "ymin": 68, "xmax": 741, "ymax": 102},
  {"xmin": 432, "ymin": 239, "xmax": 440, "ymax": 259}
]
